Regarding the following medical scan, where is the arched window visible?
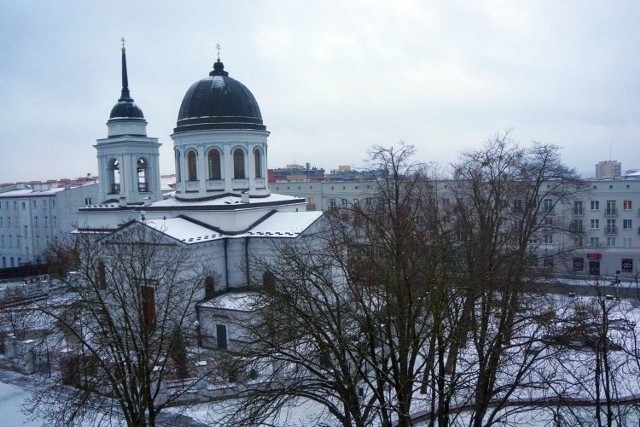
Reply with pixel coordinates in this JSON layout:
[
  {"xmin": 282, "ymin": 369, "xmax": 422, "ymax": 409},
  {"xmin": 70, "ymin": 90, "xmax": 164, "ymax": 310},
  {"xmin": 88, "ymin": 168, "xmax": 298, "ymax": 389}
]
[
  {"xmin": 187, "ymin": 150, "xmax": 198, "ymax": 181},
  {"xmin": 175, "ymin": 150, "xmax": 181, "ymax": 182},
  {"xmin": 254, "ymin": 148, "xmax": 263, "ymax": 178},
  {"xmin": 108, "ymin": 159, "xmax": 120, "ymax": 194},
  {"xmin": 207, "ymin": 149, "xmax": 221, "ymax": 180},
  {"xmin": 263, "ymin": 271, "xmax": 276, "ymax": 294},
  {"xmin": 137, "ymin": 157, "xmax": 149, "ymax": 192},
  {"xmin": 204, "ymin": 276, "xmax": 215, "ymax": 299},
  {"xmin": 233, "ymin": 149, "xmax": 245, "ymax": 179}
]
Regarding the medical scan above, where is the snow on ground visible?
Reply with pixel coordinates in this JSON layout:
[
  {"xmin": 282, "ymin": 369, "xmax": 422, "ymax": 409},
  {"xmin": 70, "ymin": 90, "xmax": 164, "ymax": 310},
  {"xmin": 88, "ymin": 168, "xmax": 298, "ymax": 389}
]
[{"xmin": 0, "ymin": 380, "xmax": 41, "ymax": 427}]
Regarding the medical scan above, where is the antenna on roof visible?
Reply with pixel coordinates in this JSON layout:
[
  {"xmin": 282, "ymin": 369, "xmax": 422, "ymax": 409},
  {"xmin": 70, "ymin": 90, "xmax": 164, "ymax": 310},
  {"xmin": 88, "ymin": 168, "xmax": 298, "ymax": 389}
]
[{"xmin": 216, "ymin": 42, "xmax": 221, "ymax": 61}]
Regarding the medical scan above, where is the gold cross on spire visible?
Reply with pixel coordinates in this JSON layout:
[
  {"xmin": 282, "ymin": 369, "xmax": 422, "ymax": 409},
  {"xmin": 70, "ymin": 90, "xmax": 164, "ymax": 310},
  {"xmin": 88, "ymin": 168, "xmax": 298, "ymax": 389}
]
[
  {"xmin": 121, "ymin": 37, "xmax": 126, "ymax": 51},
  {"xmin": 216, "ymin": 43, "xmax": 221, "ymax": 61}
]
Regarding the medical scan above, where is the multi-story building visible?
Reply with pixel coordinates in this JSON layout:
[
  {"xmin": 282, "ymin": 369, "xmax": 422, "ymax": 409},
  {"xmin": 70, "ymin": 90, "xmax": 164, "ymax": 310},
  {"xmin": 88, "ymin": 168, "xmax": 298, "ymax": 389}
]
[
  {"xmin": 0, "ymin": 180, "xmax": 98, "ymax": 267},
  {"xmin": 596, "ymin": 160, "xmax": 622, "ymax": 179},
  {"xmin": 272, "ymin": 175, "xmax": 640, "ymax": 281}
]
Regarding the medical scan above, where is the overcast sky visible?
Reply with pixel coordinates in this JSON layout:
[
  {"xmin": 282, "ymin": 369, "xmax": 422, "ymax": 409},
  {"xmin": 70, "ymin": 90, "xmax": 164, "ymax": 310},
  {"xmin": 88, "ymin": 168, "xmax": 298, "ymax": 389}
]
[{"xmin": 1, "ymin": 0, "xmax": 639, "ymax": 183}]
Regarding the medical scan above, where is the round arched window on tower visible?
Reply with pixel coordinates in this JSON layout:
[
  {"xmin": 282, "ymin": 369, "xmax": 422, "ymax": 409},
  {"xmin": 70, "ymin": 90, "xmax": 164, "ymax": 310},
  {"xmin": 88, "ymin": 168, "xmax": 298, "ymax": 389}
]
[
  {"xmin": 208, "ymin": 149, "xmax": 222, "ymax": 180},
  {"xmin": 233, "ymin": 149, "xmax": 245, "ymax": 179},
  {"xmin": 187, "ymin": 150, "xmax": 198, "ymax": 181},
  {"xmin": 137, "ymin": 158, "xmax": 149, "ymax": 192},
  {"xmin": 254, "ymin": 148, "xmax": 263, "ymax": 178}
]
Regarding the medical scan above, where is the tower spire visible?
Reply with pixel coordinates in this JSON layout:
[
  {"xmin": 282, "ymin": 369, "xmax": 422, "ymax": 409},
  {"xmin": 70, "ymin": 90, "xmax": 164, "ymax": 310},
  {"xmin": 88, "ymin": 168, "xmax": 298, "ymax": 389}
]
[{"xmin": 119, "ymin": 37, "xmax": 132, "ymax": 101}]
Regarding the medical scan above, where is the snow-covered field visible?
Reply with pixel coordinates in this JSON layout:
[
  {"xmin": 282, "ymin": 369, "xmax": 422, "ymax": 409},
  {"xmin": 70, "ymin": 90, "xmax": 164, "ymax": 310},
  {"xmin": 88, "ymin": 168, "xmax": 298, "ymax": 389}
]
[{"xmin": 0, "ymin": 380, "xmax": 41, "ymax": 427}]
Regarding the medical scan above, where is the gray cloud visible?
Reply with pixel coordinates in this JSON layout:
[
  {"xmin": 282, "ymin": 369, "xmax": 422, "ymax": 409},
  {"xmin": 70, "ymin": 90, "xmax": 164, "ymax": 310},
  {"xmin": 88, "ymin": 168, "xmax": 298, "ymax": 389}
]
[{"xmin": 1, "ymin": 0, "xmax": 638, "ymax": 182}]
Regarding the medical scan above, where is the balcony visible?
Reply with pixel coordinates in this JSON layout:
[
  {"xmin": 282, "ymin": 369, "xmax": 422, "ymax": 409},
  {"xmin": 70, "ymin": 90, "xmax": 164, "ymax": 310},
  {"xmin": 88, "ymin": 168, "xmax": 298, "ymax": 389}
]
[
  {"xmin": 573, "ymin": 208, "xmax": 584, "ymax": 216},
  {"xmin": 605, "ymin": 208, "xmax": 618, "ymax": 216},
  {"xmin": 605, "ymin": 227, "xmax": 618, "ymax": 235}
]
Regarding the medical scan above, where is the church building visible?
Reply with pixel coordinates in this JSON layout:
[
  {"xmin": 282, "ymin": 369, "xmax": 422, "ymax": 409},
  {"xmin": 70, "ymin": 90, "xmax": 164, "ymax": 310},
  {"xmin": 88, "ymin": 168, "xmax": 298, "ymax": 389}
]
[{"xmin": 77, "ymin": 44, "xmax": 323, "ymax": 349}]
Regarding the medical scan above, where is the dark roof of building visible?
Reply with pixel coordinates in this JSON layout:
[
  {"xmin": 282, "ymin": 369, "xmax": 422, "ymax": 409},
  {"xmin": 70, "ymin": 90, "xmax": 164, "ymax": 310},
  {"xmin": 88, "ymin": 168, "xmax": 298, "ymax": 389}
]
[{"xmin": 174, "ymin": 59, "xmax": 265, "ymax": 133}]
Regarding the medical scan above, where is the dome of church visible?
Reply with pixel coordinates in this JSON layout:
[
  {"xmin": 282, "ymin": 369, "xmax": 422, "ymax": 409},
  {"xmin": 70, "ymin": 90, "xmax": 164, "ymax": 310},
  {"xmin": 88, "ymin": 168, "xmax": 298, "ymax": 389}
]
[
  {"xmin": 110, "ymin": 98, "xmax": 144, "ymax": 119},
  {"xmin": 174, "ymin": 59, "xmax": 266, "ymax": 133}
]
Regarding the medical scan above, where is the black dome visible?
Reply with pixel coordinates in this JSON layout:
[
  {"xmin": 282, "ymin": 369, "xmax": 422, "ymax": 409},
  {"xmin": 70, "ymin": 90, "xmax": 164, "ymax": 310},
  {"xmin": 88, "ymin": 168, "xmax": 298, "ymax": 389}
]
[
  {"xmin": 110, "ymin": 98, "xmax": 144, "ymax": 119},
  {"xmin": 174, "ymin": 59, "xmax": 265, "ymax": 133}
]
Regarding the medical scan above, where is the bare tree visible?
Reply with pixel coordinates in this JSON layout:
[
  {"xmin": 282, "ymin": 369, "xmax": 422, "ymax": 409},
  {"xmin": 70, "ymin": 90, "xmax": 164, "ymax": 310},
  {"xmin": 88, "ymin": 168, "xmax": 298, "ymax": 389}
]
[
  {"xmin": 443, "ymin": 136, "xmax": 585, "ymax": 426},
  {"xmin": 25, "ymin": 222, "xmax": 214, "ymax": 426},
  {"xmin": 221, "ymin": 144, "xmax": 454, "ymax": 427}
]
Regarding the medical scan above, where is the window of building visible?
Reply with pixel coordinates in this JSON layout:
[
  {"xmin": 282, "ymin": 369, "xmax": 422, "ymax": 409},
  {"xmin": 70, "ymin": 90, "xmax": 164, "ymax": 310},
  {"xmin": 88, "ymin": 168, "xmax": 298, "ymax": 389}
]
[
  {"xmin": 623, "ymin": 238, "xmax": 632, "ymax": 248},
  {"xmin": 97, "ymin": 261, "xmax": 106, "ymax": 289},
  {"xmin": 84, "ymin": 198, "xmax": 92, "ymax": 206},
  {"xmin": 624, "ymin": 200, "xmax": 633, "ymax": 210},
  {"xmin": 590, "ymin": 237, "xmax": 600, "ymax": 247},
  {"xmin": 23, "ymin": 226, "xmax": 27, "ymax": 238},
  {"xmin": 44, "ymin": 216, "xmax": 48, "ymax": 227},
  {"xmin": 216, "ymin": 324, "xmax": 228, "ymax": 349},
  {"xmin": 204, "ymin": 276, "xmax": 216, "ymax": 299},
  {"xmin": 254, "ymin": 148, "xmax": 263, "ymax": 178},
  {"xmin": 108, "ymin": 159, "xmax": 120, "ymax": 194},
  {"xmin": 329, "ymin": 198, "xmax": 337, "ymax": 209},
  {"xmin": 544, "ymin": 234, "xmax": 553, "ymax": 244},
  {"xmin": 570, "ymin": 219, "xmax": 583, "ymax": 233},
  {"xmin": 51, "ymin": 199, "xmax": 55, "ymax": 208},
  {"xmin": 590, "ymin": 200, "xmax": 600, "ymax": 210},
  {"xmin": 32, "ymin": 200, "xmax": 36, "ymax": 208},
  {"xmin": 341, "ymin": 198, "xmax": 348, "ymax": 207},
  {"xmin": 574, "ymin": 201, "xmax": 583, "ymax": 215},
  {"xmin": 34, "ymin": 216, "xmax": 38, "ymax": 227},
  {"xmin": 52, "ymin": 216, "xmax": 57, "ymax": 227},
  {"xmin": 542, "ymin": 198, "xmax": 553, "ymax": 213},
  {"xmin": 187, "ymin": 150, "xmax": 198, "ymax": 181},
  {"xmin": 624, "ymin": 219, "xmax": 632, "ymax": 229},
  {"xmin": 606, "ymin": 219, "xmax": 617, "ymax": 233},
  {"xmin": 590, "ymin": 219, "xmax": 599, "ymax": 229},
  {"xmin": 141, "ymin": 284, "xmax": 156, "ymax": 330},
  {"xmin": 21, "ymin": 202, "xmax": 25, "ymax": 210},
  {"xmin": 574, "ymin": 236, "xmax": 584, "ymax": 247},
  {"xmin": 207, "ymin": 149, "xmax": 221, "ymax": 180},
  {"xmin": 622, "ymin": 258, "xmax": 634, "ymax": 273},
  {"xmin": 607, "ymin": 237, "xmax": 616, "ymax": 247},
  {"xmin": 606, "ymin": 200, "xmax": 617, "ymax": 215},
  {"xmin": 137, "ymin": 158, "xmax": 149, "ymax": 192},
  {"xmin": 263, "ymin": 271, "xmax": 276, "ymax": 294},
  {"xmin": 233, "ymin": 149, "xmax": 245, "ymax": 179},
  {"xmin": 513, "ymin": 199, "xmax": 523, "ymax": 213}
]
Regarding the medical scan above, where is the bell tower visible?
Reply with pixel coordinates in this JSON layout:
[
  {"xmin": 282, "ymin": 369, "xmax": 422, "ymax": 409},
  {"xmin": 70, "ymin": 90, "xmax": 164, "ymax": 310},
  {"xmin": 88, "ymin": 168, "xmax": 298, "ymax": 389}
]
[{"xmin": 95, "ymin": 39, "xmax": 162, "ymax": 205}]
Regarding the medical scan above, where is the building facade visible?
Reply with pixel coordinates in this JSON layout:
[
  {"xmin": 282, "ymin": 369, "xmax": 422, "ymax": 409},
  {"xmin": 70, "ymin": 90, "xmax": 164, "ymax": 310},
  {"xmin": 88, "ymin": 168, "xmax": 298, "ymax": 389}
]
[{"xmin": 0, "ymin": 181, "xmax": 98, "ymax": 267}]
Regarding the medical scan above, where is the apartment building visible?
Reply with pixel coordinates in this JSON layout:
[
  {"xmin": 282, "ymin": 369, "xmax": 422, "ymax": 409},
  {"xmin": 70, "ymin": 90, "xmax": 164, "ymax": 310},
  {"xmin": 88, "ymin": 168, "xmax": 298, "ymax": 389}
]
[
  {"xmin": 272, "ymin": 176, "xmax": 640, "ymax": 280},
  {"xmin": 0, "ymin": 181, "xmax": 98, "ymax": 267}
]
